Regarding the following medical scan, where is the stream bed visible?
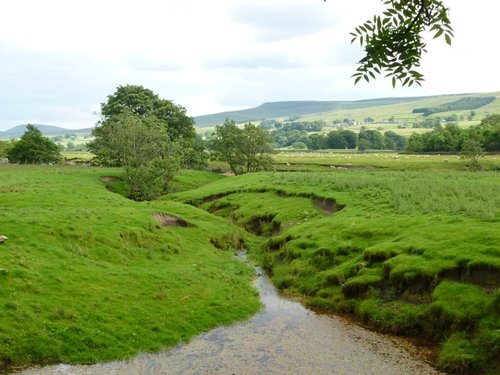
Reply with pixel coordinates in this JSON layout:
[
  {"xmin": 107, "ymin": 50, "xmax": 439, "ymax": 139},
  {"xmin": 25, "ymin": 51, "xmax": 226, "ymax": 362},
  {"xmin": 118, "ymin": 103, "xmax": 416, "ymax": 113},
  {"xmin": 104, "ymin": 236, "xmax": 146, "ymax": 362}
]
[{"xmin": 18, "ymin": 255, "xmax": 442, "ymax": 375}]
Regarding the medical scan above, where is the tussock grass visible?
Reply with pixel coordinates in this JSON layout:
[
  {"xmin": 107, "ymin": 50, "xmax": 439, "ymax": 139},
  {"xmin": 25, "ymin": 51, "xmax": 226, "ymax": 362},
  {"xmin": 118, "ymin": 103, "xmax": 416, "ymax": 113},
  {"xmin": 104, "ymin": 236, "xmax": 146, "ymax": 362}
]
[
  {"xmin": 0, "ymin": 165, "xmax": 259, "ymax": 370},
  {"xmin": 168, "ymin": 165, "xmax": 499, "ymax": 372}
]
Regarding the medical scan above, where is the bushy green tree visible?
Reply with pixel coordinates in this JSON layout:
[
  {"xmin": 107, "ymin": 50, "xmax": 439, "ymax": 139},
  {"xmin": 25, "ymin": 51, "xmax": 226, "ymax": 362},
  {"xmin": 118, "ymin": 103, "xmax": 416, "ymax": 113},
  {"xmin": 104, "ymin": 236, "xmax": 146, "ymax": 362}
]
[
  {"xmin": 291, "ymin": 141, "xmax": 308, "ymax": 150},
  {"xmin": 477, "ymin": 114, "xmax": 500, "ymax": 151},
  {"xmin": 89, "ymin": 85, "xmax": 203, "ymax": 168},
  {"xmin": 0, "ymin": 140, "xmax": 15, "ymax": 158},
  {"xmin": 384, "ymin": 131, "xmax": 407, "ymax": 150},
  {"xmin": 92, "ymin": 111, "xmax": 181, "ymax": 200},
  {"xmin": 406, "ymin": 116, "xmax": 500, "ymax": 153},
  {"xmin": 210, "ymin": 119, "xmax": 273, "ymax": 175},
  {"xmin": 308, "ymin": 133, "xmax": 327, "ymax": 150},
  {"xmin": 357, "ymin": 128, "xmax": 385, "ymax": 150},
  {"xmin": 7, "ymin": 125, "xmax": 61, "ymax": 164}
]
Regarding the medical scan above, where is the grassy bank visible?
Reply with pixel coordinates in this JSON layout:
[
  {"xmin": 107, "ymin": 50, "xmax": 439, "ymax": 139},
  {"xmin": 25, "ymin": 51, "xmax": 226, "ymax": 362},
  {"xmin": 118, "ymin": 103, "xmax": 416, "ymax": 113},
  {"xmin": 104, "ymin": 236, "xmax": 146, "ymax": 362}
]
[
  {"xmin": 0, "ymin": 165, "xmax": 259, "ymax": 370},
  {"xmin": 168, "ymin": 167, "xmax": 500, "ymax": 373}
]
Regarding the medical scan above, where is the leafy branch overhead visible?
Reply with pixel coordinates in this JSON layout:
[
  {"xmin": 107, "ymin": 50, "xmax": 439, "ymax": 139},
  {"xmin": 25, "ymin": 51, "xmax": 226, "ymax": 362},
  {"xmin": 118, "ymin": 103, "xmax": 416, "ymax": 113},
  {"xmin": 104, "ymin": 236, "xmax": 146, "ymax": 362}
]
[{"xmin": 349, "ymin": 0, "xmax": 453, "ymax": 87}]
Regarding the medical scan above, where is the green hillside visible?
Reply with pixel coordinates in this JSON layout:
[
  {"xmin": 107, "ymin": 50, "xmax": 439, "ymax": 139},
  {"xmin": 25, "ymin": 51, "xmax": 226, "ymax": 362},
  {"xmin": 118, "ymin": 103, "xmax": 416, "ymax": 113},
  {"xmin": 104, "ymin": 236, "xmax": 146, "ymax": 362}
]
[
  {"xmin": 0, "ymin": 125, "xmax": 93, "ymax": 139},
  {"xmin": 194, "ymin": 92, "xmax": 500, "ymax": 127},
  {"xmin": 194, "ymin": 97, "xmax": 424, "ymax": 127}
]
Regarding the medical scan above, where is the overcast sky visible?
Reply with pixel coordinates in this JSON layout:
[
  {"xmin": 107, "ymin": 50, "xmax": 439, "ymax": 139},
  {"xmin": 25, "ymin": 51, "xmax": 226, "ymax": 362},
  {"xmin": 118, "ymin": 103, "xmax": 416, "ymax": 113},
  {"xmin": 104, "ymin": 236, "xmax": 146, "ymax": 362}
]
[{"xmin": 1, "ymin": 0, "xmax": 499, "ymax": 130}]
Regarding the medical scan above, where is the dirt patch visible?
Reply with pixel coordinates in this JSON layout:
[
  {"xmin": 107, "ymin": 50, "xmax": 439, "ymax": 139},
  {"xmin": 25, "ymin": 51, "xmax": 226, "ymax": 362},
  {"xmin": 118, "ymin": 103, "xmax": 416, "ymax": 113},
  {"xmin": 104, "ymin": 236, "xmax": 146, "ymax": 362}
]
[
  {"xmin": 153, "ymin": 213, "xmax": 192, "ymax": 227},
  {"xmin": 314, "ymin": 198, "xmax": 344, "ymax": 214},
  {"xmin": 466, "ymin": 264, "xmax": 500, "ymax": 290},
  {"xmin": 100, "ymin": 176, "xmax": 121, "ymax": 183},
  {"xmin": 246, "ymin": 214, "xmax": 281, "ymax": 236},
  {"xmin": 201, "ymin": 192, "xmax": 232, "ymax": 204}
]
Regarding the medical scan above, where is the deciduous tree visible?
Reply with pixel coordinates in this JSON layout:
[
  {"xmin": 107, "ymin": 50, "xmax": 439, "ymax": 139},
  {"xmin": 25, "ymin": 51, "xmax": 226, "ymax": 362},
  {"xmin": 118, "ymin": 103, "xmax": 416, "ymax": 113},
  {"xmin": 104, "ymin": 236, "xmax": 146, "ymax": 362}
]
[
  {"xmin": 91, "ymin": 111, "xmax": 181, "ymax": 200},
  {"xmin": 0, "ymin": 140, "xmax": 15, "ymax": 159},
  {"xmin": 210, "ymin": 120, "xmax": 273, "ymax": 175},
  {"xmin": 7, "ymin": 125, "xmax": 60, "ymax": 164},
  {"xmin": 90, "ymin": 85, "xmax": 205, "ymax": 168}
]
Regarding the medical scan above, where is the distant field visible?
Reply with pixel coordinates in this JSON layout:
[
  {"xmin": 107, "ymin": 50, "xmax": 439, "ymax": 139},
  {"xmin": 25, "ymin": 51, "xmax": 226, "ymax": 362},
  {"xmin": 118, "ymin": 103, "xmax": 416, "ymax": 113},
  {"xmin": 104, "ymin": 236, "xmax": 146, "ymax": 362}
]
[{"xmin": 273, "ymin": 152, "xmax": 500, "ymax": 171}]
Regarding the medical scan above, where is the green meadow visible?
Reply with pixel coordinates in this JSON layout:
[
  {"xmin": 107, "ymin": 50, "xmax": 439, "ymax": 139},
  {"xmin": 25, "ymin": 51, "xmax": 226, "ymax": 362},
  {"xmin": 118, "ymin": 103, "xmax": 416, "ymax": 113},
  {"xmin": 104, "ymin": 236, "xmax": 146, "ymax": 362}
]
[
  {"xmin": 0, "ymin": 165, "xmax": 259, "ymax": 370},
  {"xmin": 1, "ymin": 154, "xmax": 499, "ymax": 374},
  {"xmin": 168, "ymin": 160, "xmax": 500, "ymax": 373}
]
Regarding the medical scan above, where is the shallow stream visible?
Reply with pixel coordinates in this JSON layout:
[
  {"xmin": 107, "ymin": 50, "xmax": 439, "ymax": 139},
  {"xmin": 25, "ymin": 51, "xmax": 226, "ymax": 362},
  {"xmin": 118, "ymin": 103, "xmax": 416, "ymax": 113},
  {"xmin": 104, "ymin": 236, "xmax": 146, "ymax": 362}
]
[{"xmin": 18, "ymin": 253, "xmax": 441, "ymax": 375}]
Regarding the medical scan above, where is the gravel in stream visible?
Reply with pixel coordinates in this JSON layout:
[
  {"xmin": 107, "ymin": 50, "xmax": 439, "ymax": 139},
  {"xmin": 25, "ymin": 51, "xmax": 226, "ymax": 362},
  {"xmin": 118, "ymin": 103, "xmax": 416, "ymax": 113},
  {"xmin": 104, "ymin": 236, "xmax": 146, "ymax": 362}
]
[{"xmin": 18, "ymin": 267, "xmax": 442, "ymax": 375}]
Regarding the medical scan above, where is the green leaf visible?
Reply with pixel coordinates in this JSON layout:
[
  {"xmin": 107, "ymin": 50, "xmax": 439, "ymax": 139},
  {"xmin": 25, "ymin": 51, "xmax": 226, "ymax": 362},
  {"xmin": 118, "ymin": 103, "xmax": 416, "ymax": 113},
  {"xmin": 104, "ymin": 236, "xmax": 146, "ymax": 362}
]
[
  {"xmin": 433, "ymin": 29, "xmax": 443, "ymax": 39},
  {"xmin": 392, "ymin": 76, "xmax": 396, "ymax": 88},
  {"xmin": 445, "ymin": 33, "xmax": 452, "ymax": 45}
]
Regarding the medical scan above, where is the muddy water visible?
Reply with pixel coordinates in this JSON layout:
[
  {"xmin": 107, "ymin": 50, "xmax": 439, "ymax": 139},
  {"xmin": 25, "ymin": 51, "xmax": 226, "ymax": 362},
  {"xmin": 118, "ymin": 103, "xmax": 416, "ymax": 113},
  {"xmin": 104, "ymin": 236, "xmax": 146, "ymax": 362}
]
[{"xmin": 18, "ymin": 258, "xmax": 441, "ymax": 375}]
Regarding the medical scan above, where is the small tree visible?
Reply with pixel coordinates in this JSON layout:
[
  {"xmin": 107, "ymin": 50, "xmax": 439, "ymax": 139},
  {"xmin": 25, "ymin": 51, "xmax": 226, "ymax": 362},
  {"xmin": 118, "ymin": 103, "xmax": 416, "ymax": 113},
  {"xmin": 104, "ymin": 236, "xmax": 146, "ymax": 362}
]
[
  {"xmin": 461, "ymin": 134, "xmax": 484, "ymax": 171},
  {"xmin": 92, "ymin": 111, "xmax": 181, "ymax": 200},
  {"xmin": 210, "ymin": 119, "xmax": 273, "ymax": 175},
  {"xmin": 7, "ymin": 125, "xmax": 61, "ymax": 164}
]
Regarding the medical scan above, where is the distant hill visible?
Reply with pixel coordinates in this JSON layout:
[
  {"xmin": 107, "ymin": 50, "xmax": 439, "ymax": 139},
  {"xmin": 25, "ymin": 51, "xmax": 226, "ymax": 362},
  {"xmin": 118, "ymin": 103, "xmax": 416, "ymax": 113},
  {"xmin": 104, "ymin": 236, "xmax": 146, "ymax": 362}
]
[
  {"xmin": 193, "ymin": 92, "xmax": 500, "ymax": 127},
  {"xmin": 0, "ymin": 124, "xmax": 93, "ymax": 139},
  {"xmin": 193, "ymin": 97, "xmax": 426, "ymax": 127},
  {"xmin": 2, "ymin": 92, "xmax": 499, "ymax": 136}
]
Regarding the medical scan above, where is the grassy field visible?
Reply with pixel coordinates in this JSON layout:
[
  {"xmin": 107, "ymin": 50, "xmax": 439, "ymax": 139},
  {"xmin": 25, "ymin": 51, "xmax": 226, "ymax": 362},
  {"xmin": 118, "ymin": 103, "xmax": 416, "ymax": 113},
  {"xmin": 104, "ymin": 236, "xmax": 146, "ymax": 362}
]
[
  {"xmin": 273, "ymin": 152, "xmax": 500, "ymax": 171},
  {"xmin": 1, "ymin": 155, "xmax": 499, "ymax": 374},
  {"xmin": 0, "ymin": 165, "xmax": 259, "ymax": 371},
  {"xmin": 168, "ymin": 160, "xmax": 500, "ymax": 373}
]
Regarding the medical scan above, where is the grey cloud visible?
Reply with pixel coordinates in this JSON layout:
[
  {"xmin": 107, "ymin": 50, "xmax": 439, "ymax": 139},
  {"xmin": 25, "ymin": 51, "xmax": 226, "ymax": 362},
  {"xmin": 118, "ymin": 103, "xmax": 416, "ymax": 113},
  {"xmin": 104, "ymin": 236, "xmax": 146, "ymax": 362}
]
[{"xmin": 0, "ymin": 44, "xmax": 114, "ymax": 128}]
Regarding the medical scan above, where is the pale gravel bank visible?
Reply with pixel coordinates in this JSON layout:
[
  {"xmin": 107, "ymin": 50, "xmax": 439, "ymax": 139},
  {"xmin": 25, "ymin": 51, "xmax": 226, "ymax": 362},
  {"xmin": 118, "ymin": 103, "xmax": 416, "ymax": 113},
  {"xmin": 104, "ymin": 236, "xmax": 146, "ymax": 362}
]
[{"xmin": 17, "ymin": 266, "xmax": 442, "ymax": 375}]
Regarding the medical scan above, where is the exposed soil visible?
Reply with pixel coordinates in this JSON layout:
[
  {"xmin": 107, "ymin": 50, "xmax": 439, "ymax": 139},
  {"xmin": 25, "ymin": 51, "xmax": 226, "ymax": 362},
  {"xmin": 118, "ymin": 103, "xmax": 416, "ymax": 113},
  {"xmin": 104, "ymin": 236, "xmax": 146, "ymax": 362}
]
[
  {"xmin": 199, "ymin": 192, "xmax": 232, "ymax": 204},
  {"xmin": 314, "ymin": 197, "xmax": 344, "ymax": 214},
  {"xmin": 246, "ymin": 214, "xmax": 281, "ymax": 236},
  {"xmin": 153, "ymin": 213, "xmax": 192, "ymax": 227},
  {"xmin": 466, "ymin": 264, "xmax": 500, "ymax": 290},
  {"xmin": 438, "ymin": 263, "xmax": 499, "ymax": 291}
]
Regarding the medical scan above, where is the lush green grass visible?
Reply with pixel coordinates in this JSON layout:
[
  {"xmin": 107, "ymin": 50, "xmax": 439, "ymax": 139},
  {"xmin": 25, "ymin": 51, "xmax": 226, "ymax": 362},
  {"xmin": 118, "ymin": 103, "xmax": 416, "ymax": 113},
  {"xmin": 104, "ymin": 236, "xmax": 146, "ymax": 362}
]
[
  {"xmin": 62, "ymin": 151, "xmax": 95, "ymax": 161},
  {"xmin": 169, "ymin": 169, "xmax": 226, "ymax": 193},
  {"xmin": 2, "ymin": 157, "xmax": 499, "ymax": 373},
  {"xmin": 0, "ymin": 165, "xmax": 259, "ymax": 370},
  {"xmin": 168, "ymin": 166, "xmax": 500, "ymax": 373},
  {"xmin": 273, "ymin": 151, "xmax": 500, "ymax": 171}
]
